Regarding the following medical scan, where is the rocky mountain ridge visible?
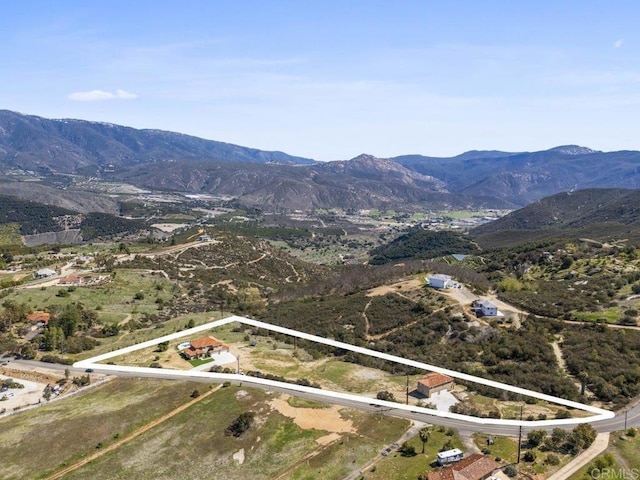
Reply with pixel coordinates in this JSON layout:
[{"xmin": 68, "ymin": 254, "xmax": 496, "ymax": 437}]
[{"xmin": 2, "ymin": 110, "xmax": 640, "ymax": 211}]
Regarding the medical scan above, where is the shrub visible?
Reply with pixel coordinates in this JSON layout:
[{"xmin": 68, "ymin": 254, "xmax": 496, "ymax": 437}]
[
  {"xmin": 503, "ymin": 465, "xmax": 517, "ymax": 477},
  {"xmin": 376, "ymin": 390, "xmax": 396, "ymax": 402},
  {"xmin": 546, "ymin": 454, "xmax": 560, "ymax": 466},
  {"xmin": 225, "ymin": 411, "xmax": 255, "ymax": 437}
]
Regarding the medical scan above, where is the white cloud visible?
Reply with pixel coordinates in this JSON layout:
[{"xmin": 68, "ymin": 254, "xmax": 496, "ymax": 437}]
[
  {"xmin": 67, "ymin": 89, "xmax": 138, "ymax": 101},
  {"xmin": 615, "ymin": 39, "xmax": 624, "ymax": 48}
]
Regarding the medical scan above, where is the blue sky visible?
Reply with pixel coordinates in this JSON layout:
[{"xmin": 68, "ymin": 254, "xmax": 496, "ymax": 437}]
[{"xmin": 1, "ymin": 1, "xmax": 639, "ymax": 161}]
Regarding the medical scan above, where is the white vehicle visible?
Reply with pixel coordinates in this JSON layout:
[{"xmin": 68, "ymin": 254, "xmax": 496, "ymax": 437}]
[{"xmin": 436, "ymin": 448, "xmax": 463, "ymax": 465}]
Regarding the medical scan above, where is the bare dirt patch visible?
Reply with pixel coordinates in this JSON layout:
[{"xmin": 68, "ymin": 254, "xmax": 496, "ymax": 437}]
[
  {"xmin": 269, "ymin": 395, "xmax": 355, "ymax": 443},
  {"xmin": 366, "ymin": 279, "xmax": 423, "ymax": 297},
  {"xmin": 151, "ymin": 223, "xmax": 189, "ymax": 233}
]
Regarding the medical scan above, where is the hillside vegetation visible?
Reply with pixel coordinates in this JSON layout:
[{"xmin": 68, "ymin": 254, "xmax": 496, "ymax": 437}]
[
  {"xmin": 369, "ymin": 229, "xmax": 481, "ymax": 265},
  {"xmin": 472, "ymin": 189, "xmax": 640, "ymax": 247},
  {"xmin": 0, "ymin": 195, "xmax": 146, "ymax": 242}
]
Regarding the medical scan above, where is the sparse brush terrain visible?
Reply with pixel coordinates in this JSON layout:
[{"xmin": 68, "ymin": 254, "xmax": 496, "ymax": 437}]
[
  {"xmin": 1, "ymin": 378, "xmax": 411, "ymax": 480},
  {"xmin": 2, "ymin": 183, "xmax": 640, "ymax": 479}
]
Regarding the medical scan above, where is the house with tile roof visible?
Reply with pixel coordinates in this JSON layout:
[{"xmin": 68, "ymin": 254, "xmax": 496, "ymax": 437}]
[
  {"xmin": 183, "ymin": 336, "xmax": 229, "ymax": 360},
  {"xmin": 26, "ymin": 311, "xmax": 51, "ymax": 326},
  {"xmin": 417, "ymin": 372, "xmax": 455, "ymax": 398},
  {"xmin": 427, "ymin": 453, "xmax": 500, "ymax": 480},
  {"xmin": 59, "ymin": 275, "xmax": 84, "ymax": 286}
]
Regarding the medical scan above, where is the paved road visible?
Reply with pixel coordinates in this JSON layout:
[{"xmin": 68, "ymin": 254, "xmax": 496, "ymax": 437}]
[{"xmin": 10, "ymin": 357, "xmax": 640, "ymax": 437}]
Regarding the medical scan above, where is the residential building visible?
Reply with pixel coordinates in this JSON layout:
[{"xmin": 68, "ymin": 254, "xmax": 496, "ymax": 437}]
[
  {"xmin": 417, "ymin": 372, "xmax": 455, "ymax": 398},
  {"xmin": 476, "ymin": 300, "xmax": 498, "ymax": 317},
  {"xmin": 428, "ymin": 274, "xmax": 453, "ymax": 289},
  {"xmin": 26, "ymin": 312, "xmax": 50, "ymax": 326},
  {"xmin": 428, "ymin": 453, "xmax": 500, "ymax": 480},
  {"xmin": 59, "ymin": 275, "xmax": 84, "ymax": 286},
  {"xmin": 35, "ymin": 268, "xmax": 56, "ymax": 278},
  {"xmin": 183, "ymin": 336, "xmax": 229, "ymax": 360}
]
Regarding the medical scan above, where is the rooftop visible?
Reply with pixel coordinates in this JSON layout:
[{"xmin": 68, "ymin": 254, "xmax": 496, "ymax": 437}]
[
  {"xmin": 418, "ymin": 372, "xmax": 455, "ymax": 388},
  {"xmin": 190, "ymin": 335, "xmax": 227, "ymax": 349},
  {"xmin": 428, "ymin": 454, "xmax": 500, "ymax": 480}
]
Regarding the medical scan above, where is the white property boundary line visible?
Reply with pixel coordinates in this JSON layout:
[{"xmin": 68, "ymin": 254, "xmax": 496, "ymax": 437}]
[{"xmin": 75, "ymin": 315, "xmax": 614, "ymax": 427}]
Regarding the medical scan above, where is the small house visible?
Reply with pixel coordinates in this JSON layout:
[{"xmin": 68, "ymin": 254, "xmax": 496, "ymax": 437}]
[
  {"xmin": 59, "ymin": 275, "xmax": 84, "ymax": 286},
  {"xmin": 27, "ymin": 312, "xmax": 51, "ymax": 326},
  {"xmin": 476, "ymin": 300, "xmax": 498, "ymax": 317},
  {"xmin": 417, "ymin": 372, "xmax": 455, "ymax": 398},
  {"xmin": 35, "ymin": 268, "xmax": 56, "ymax": 279},
  {"xmin": 428, "ymin": 274, "xmax": 453, "ymax": 289},
  {"xmin": 183, "ymin": 336, "xmax": 229, "ymax": 360}
]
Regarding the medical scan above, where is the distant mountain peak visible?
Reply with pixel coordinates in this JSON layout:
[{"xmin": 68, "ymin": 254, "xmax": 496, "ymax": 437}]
[
  {"xmin": 350, "ymin": 153, "xmax": 382, "ymax": 162},
  {"xmin": 547, "ymin": 145, "xmax": 599, "ymax": 155}
]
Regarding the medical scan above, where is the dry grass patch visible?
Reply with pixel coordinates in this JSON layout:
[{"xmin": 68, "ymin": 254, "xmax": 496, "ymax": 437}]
[{"xmin": 0, "ymin": 378, "xmax": 201, "ymax": 480}]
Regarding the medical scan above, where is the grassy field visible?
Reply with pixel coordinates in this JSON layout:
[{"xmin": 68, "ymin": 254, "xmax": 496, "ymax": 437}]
[
  {"xmin": 571, "ymin": 307, "xmax": 621, "ymax": 323},
  {"xmin": 73, "ymin": 311, "xmax": 225, "ymax": 361},
  {"xmin": 5, "ymin": 268, "xmax": 176, "ymax": 325},
  {"xmin": 0, "ymin": 378, "xmax": 203, "ymax": 480},
  {"xmin": 0, "ymin": 223, "xmax": 22, "ymax": 246},
  {"xmin": 473, "ymin": 433, "xmax": 518, "ymax": 463},
  {"xmin": 57, "ymin": 386, "xmax": 410, "ymax": 480}
]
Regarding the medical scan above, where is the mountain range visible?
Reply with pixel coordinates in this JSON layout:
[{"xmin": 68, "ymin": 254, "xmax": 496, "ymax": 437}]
[{"xmin": 2, "ymin": 110, "xmax": 640, "ymax": 212}]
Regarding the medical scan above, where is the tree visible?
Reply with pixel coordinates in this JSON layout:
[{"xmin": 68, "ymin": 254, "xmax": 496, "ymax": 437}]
[
  {"xmin": 527, "ymin": 429, "xmax": 547, "ymax": 448},
  {"xmin": 419, "ymin": 427, "xmax": 431, "ymax": 454},
  {"xmin": 578, "ymin": 371, "xmax": 589, "ymax": 396},
  {"xmin": 569, "ymin": 423, "xmax": 597, "ymax": 452},
  {"xmin": 157, "ymin": 341, "xmax": 169, "ymax": 352}
]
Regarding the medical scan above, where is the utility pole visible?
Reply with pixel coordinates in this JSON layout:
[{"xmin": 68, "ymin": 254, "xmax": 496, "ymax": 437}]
[
  {"xmin": 517, "ymin": 405, "xmax": 523, "ymax": 463},
  {"xmin": 517, "ymin": 425, "xmax": 522, "ymax": 464},
  {"xmin": 406, "ymin": 374, "xmax": 409, "ymax": 405}
]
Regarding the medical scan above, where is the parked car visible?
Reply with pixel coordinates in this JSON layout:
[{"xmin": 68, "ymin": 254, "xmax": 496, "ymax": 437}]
[{"xmin": 7, "ymin": 392, "xmax": 15, "ymax": 398}]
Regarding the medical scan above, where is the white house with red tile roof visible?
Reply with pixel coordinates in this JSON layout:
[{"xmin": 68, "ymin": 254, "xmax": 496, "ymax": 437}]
[{"xmin": 183, "ymin": 336, "xmax": 229, "ymax": 360}]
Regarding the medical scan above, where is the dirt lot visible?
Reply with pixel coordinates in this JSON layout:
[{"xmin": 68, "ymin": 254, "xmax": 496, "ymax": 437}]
[
  {"xmin": 366, "ymin": 279, "xmax": 423, "ymax": 297},
  {"xmin": 269, "ymin": 395, "xmax": 355, "ymax": 445},
  {"xmin": 0, "ymin": 374, "xmax": 46, "ymax": 412}
]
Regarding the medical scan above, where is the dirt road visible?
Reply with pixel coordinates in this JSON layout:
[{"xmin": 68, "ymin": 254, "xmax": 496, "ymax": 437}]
[{"xmin": 45, "ymin": 386, "xmax": 219, "ymax": 480}]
